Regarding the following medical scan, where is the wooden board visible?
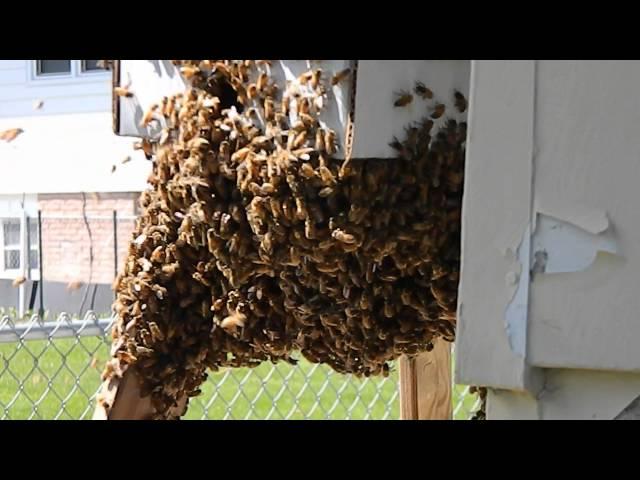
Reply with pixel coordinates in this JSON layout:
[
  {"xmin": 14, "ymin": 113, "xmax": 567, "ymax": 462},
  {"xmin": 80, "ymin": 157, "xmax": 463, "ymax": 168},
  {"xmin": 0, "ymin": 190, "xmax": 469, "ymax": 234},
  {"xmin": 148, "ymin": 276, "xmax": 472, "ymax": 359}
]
[
  {"xmin": 399, "ymin": 339, "xmax": 452, "ymax": 420},
  {"xmin": 93, "ymin": 367, "xmax": 187, "ymax": 420},
  {"xmin": 113, "ymin": 60, "xmax": 471, "ymax": 161}
]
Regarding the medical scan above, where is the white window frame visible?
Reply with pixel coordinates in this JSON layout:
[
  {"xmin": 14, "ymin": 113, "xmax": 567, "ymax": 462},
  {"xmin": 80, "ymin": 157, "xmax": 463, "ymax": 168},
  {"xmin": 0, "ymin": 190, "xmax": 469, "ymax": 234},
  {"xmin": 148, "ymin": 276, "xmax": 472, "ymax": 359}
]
[
  {"xmin": 27, "ymin": 60, "xmax": 109, "ymax": 87},
  {"xmin": 0, "ymin": 214, "xmax": 40, "ymax": 281}
]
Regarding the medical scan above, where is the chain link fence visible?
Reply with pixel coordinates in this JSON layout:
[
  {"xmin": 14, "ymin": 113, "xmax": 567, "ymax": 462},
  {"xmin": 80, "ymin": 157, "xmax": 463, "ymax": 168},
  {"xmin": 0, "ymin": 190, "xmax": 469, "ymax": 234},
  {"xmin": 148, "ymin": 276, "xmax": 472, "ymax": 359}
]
[{"xmin": 0, "ymin": 311, "xmax": 480, "ymax": 420}]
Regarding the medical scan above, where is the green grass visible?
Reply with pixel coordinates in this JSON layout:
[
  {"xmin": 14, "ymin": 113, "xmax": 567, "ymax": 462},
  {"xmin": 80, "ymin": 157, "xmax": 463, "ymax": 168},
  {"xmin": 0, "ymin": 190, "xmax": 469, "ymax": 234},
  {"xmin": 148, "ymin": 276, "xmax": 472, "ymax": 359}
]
[{"xmin": 0, "ymin": 337, "xmax": 478, "ymax": 420}]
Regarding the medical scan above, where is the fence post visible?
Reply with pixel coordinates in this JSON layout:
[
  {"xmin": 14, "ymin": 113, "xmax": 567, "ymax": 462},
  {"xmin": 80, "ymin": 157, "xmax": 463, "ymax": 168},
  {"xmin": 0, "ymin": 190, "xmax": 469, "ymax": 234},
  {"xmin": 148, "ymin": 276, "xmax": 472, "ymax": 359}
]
[
  {"xmin": 37, "ymin": 210, "xmax": 44, "ymax": 319},
  {"xmin": 398, "ymin": 340, "xmax": 452, "ymax": 419},
  {"xmin": 18, "ymin": 210, "xmax": 26, "ymax": 318}
]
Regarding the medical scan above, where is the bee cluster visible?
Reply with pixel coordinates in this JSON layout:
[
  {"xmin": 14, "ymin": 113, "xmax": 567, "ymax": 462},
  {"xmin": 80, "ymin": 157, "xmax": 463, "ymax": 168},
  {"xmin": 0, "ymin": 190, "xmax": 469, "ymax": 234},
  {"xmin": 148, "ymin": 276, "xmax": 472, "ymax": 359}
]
[{"xmin": 102, "ymin": 60, "xmax": 467, "ymax": 419}]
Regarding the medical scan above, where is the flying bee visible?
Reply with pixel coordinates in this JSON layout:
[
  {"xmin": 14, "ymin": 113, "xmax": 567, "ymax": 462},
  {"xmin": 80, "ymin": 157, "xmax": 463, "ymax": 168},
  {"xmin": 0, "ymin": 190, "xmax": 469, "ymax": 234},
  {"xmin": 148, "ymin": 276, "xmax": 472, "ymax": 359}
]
[
  {"xmin": 414, "ymin": 81, "xmax": 433, "ymax": 99},
  {"xmin": 331, "ymin": 68, "xmax": 351, "ymax": 86},
  {"xmin": 393, "ymin": 90, "xmax": 413, "ymax": 107},
  {"xmin": 454, "ymin": 90, "xmax": 468, "ymax": 113},
  {"xmin": 114, "ymin": 86, "xmax": 133, "ymax": 98}
]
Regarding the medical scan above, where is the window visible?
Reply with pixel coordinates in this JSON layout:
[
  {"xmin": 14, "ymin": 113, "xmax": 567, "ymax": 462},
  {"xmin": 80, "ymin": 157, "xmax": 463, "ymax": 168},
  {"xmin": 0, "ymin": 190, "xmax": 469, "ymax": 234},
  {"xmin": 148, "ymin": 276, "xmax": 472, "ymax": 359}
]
[
  {"xmin": 32, "ymin": 60, "xmax": 108, "ymax": 81},
  {"xmin": 81, "ymin": 60, "xmax": 103, "ymax": 72},
  {"xmin": 3, "ymin": 220, "xmax": 20, "ymax": 270},
  {"xmin": 37, "ymin": 60, "xmax": 72, "ymax": 76},
  {"xmin": 1, "ymin": 217, "xmax": 39, "ymax": 276}
]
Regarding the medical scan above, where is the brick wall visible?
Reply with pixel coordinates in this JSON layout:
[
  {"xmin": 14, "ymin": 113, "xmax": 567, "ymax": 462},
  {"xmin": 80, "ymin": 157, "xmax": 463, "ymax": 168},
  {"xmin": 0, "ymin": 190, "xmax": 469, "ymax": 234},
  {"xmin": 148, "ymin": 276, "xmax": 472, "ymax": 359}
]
[{"xmin": 38, "ymin": 192, "xmax": 140, "ymax": 285}]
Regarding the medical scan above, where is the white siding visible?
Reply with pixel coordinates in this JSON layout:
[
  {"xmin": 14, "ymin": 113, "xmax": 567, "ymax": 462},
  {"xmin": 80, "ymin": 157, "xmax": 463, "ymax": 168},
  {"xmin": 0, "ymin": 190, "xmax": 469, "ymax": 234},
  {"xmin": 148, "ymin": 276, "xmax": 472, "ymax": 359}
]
[
  {"xmin": 0, "ymin": 112, "xmax": 150, "ymax": 194},
  {"xmin": 0, "ymin": 60, "xmax": 27, "ymax": 70},
  {"xmin": 0, "ymin": 60, "xmax": 150, "ymax": 194},
  {"xmin": 0, "ymin": 60, "xmax": 111, "ymax": 118}
]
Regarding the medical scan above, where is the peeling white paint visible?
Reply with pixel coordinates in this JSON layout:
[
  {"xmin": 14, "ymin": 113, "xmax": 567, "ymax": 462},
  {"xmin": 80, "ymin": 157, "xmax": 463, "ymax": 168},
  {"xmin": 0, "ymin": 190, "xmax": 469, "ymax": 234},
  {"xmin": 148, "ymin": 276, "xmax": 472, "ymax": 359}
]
[
  {"xmin": 504, "ymin": 225, "xmax": 530, "ymax": 357},
  {"xmin": 536, "ymin": 205, "xmax": 610, "ymax": 235},
  {"xmin": 531, "ymin": 212, "xmax": 618, "ymax": 275}
]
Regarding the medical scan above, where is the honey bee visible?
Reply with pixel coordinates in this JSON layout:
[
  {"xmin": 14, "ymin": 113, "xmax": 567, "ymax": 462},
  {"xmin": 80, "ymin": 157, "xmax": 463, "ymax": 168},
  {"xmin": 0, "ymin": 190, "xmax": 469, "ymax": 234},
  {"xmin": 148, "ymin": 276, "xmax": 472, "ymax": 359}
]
[
  {"xmin": 324, "ymin": 129, "xmax": 337, "ymax": 155},
  {"xmin": 140, "ymin": 104, "xmax": 159, "ymax": 127},
  {"xmin": 292, "ymin": 130, "xmax": 307, "ymax": 149},
  {"xmin": 454, "ymin": 90, "xmax": 467, "ymax": 113},
  {"xmin": 393, "ymin": 91, "xmax": 413, "ymax": 107},
  {"xmin": 263, "ymin": 96, "xmax": 274, "ymax": 120},
  {"xmin": 66, "ymin": 280, "xmax": 82, "ymax": 291},
  {"xmin": 220, "ymin": 310, "xmax": 247, "ymax": 332},
  {"xmin": 311, "ymin": 69, "xmax": 322, "ymax": 89},
  {"xmin": 298, "ymin": 97, "xmax": 311, "ymax": 115},
  {"xmin": 331, "ymin": 68, "xmax": 351, "ymax": 86},
  {"xmin": 430, "ymin": 104, "xmax": 446, "ymax": 119},
  {"xmin": 389, "ymin": 136, "xmax": 409, "ymax": 158},
  {"xmin": 300, "ymin": 163, "xmax": 315, "ymax": 179},
  {"xmin": 414, "ymin": 81, "xmax": 433, "ymax": 99},
  {"xmin": 298, "ymin": 70, "xmax": 313, "ymax": 85},
  {"xmin": 247, "ymin": 83, "xmax": 258, "ymax": 99},
  {"xmin": 114, "ymin": 86, "xmax": 133, "ymax": 98},
  {"xmin": 135, "ymin": 346, "xmax": 154, "ymax": 356},
  {"xmin": 318, "ymin": 165, "xmax": 335, "ymax": 185},
  {"xmin": 313, "ymin": 94, "xmax": 324, "ymax": 112},
  {"xmin": 180, "ymin": 65, "xmax": 200, "ymax": 79},
  {"xmin": 315, "ymin": 128, "xmax": 326, "ymax": 151},
  {"xmin": 0, "ymin": 128, "xmax": 24, "ymax": 143},
  {"xmin": 116, "ymin": 350, "xmax": 137, "ymax": 364},
  {"xmin": 332, "ymin": 229, "xmax": 356, "ymax": 244},
  {"xmin": 257, "ymin": 72, "xmax": 269, "ymax": 93}
]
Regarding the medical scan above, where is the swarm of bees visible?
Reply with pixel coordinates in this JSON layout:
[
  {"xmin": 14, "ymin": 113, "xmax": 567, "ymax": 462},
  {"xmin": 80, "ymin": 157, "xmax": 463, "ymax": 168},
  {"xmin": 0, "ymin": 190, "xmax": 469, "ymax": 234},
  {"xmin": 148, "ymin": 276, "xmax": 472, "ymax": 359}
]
[{"xmin": 100, "ymin": 60, "xmax": 469, "ymax": 419}]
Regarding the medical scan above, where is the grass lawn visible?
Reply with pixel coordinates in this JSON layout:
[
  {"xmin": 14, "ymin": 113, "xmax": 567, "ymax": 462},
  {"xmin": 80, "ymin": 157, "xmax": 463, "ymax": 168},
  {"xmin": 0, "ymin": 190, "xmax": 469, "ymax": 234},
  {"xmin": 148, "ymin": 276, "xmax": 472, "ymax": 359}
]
[{"xmin": 0, "ymin": 336, "xmax": 479, "ymax": 420}]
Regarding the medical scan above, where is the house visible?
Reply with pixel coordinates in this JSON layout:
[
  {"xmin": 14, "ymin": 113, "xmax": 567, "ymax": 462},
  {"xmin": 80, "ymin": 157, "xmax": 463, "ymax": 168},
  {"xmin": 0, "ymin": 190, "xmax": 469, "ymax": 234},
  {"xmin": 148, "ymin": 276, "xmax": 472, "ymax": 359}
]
[{"xmin": 0, "ymin": 60, "xmax": 151, "ymax": 318}]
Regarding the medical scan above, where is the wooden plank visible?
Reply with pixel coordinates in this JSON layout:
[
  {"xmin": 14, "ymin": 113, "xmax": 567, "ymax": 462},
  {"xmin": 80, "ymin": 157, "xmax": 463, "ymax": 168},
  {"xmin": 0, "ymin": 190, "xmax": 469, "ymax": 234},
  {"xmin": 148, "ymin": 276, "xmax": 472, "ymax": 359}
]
[
  {"xmin": 399, "ymin": 339, "xmax": 452, "ymax": 419},
  {"xmin": 455, "ymin": 60, "xmax": 539, "ymax": 393},
  {"xmin": 93, "ymin": 367, "xmax": 187, "ymax": 420}
]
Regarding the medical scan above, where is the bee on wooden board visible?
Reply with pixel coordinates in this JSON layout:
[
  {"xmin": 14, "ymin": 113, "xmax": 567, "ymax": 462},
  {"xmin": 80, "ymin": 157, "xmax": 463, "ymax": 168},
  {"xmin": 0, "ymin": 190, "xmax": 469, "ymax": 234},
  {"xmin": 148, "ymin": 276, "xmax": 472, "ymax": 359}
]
[{"xmin": 414, "ymin": 81, "xmax": 433, "ymax": 99}]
